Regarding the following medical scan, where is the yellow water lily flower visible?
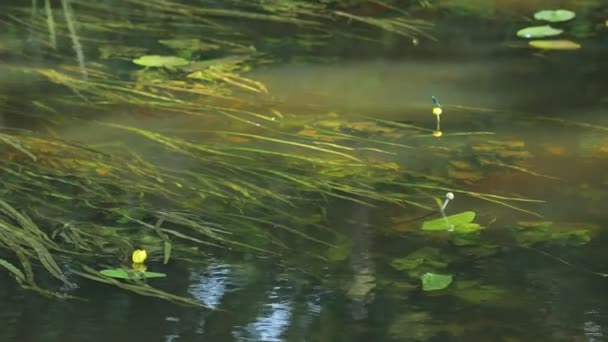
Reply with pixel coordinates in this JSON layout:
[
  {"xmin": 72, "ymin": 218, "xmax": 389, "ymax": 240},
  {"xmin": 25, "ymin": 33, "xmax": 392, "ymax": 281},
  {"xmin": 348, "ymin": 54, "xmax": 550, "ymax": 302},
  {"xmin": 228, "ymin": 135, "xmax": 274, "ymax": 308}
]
[{"xmin": 132, "ymin": 249, "xmax": 147, "ymax": 264}]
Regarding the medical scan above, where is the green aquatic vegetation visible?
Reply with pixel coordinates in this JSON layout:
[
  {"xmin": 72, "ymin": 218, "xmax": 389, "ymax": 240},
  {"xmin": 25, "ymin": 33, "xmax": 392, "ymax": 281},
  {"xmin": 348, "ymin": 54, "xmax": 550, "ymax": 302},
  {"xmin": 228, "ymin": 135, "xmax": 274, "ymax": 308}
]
[
  {"xmin": 100, "ymin": 267, "xmax": 166, "ymax": 279},
  {"xmin": 451, "ymin": 233, "xmax": 500, "ymax": 258},
  {"xmin": 326, "ymin": 234, "xmax": 352, "ymax": 262},
  {"xmin": 388, "ymin": 311, "xmax": 464, "ymax": 340},
  {"xmin": 1, "ymin": 0, "xmax": 561, "ymax": 308},
  {"xmin": 513, "ymin": 221, "xmax": 599, "ymax": 247},
  {"xmin": 421, "ymin": 211, "xmax": 481, "ymax": 233},
  {"xmin": 420, "ymin": 272, "xmax": 453, "ymax": 291},
  {"xmin": 158, "ymin": 38, "xmax": 221, "ymax": 52},
  {"xmin": 391, "ymin": 247, "xmax": 451, "ymax": 278},
  {"xmin": 534, "ymin": 9, "xmax": 576, "ymax": 23},
  {"xmin": 516, "ymin": 25, "xmax": 563, "ymax": 38},
  {"xmin": 450, "ymin": 280, "xmax": 507, "ymax": 305},
  {"xmin": 133, "ymin": 55, "xmax": 190, "ymax": 68},
  {"xmin": 99, "ymin": 45, "xmax": 149, "ymax": 60}
]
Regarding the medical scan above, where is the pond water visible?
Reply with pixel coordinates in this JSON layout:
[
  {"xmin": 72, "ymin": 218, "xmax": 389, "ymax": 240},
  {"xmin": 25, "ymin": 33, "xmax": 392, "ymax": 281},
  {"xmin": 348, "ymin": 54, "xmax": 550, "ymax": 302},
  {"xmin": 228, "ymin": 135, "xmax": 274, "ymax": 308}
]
[{"xmin": 1, "ymin": 1, "xmax": 608, "ymax": 341}]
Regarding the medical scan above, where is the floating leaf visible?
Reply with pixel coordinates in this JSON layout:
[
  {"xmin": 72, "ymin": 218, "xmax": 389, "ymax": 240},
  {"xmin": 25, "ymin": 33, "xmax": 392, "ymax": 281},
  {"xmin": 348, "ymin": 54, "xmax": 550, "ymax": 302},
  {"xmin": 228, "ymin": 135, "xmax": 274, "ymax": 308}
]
[
  {"xmin": 422, "ymin": 211, "xmax": 479, "ymax": 233},
  {"xmin": 421, "ymin": 272, "xmax": 453, "ymax": 291},
  {"xmin": 516, "ymin": 25, "xmax": 563, "ymax": 39},
  {"xmin": 133, "ymin": 55, "xmax": 190, "ymax": 68},
  {"xmin": 529, "ymin": 40, "xmax": 581, "ymax": 50},
  {"xmin": 100, "ymin": 268, "xmax": 166, "ymax": 279},
  {"xmin": 513, "ymin": 221, "xmax": 599, "ymax": 247},
  {"xmin": 533, "ymin": 9, "xmax": 576, "ymax": 23},
  {"xmin": 391, "ymin": 247, "xmax": 451, "ymax": 278}
]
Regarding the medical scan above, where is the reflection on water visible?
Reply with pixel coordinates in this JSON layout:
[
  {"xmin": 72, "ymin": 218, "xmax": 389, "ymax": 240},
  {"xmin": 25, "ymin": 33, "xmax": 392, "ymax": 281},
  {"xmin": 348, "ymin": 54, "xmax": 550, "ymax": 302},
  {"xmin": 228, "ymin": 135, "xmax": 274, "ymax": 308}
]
[
  {"xmin": 188, "ymin": 262, "xmax": 232, "ymax": 309},
  {"xmin": 234, "ymin": 298, "xmax": 292, "ymax": 341}
]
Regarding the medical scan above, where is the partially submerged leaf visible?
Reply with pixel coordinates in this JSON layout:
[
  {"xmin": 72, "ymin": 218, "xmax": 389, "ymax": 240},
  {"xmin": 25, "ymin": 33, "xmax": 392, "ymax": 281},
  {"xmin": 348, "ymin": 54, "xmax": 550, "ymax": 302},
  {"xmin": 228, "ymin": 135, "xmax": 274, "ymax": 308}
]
[
  {"xmin": 100, "ymin": 268, "xmax": 166, "ymax": 279},
  {"xmin": 534, "ymin": 9, "xmax": 576, "ymax": 23},
  {"xmin": 133, "ymin": 55, "xmax": 190, "ymax": 68},
  {"xmin": 513, "ymin": 221, "xmax": 599, "ymax": 247},
  {"xmin": 517, "ymin": 25, "xmax": 563, "ymax": 39},
  {"xmin": 390, "ymin": 247, "xmax": 451, "ymax": 278},
  {"xmin": 529, "ymin": 40, "xmax": 581, "ymax": 50},
  {"xmin": 421, "ymin": 272, "xmax": 453, "ymax": 291}
]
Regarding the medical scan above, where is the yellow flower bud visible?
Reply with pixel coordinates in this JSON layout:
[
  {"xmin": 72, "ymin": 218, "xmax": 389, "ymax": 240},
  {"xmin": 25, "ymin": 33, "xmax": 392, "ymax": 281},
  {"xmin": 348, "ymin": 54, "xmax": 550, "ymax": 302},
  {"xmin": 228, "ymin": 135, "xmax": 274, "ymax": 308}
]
[
  {"xmin": 132, "ymin": 249, "xmax": 147, "ymax": 264},
  {"xmin": 432, "ymin": 107, "xmax": 443, "ymax": 116},
  {"xmin": 432, "ymin": 130, "xmax": 443, "ymax": 137},
  {"xmin": 131, "ymin": 262, "xmax": 147, "ymax": 272}
]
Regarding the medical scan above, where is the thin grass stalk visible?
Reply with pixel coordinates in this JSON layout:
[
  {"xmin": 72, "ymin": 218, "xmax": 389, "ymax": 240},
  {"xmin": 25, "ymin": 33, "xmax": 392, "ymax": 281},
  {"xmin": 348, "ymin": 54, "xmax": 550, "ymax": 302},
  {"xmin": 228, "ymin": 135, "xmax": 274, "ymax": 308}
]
[{"xmin": 60, "ymin": 0, "xmax": 87, "ymax": 80}]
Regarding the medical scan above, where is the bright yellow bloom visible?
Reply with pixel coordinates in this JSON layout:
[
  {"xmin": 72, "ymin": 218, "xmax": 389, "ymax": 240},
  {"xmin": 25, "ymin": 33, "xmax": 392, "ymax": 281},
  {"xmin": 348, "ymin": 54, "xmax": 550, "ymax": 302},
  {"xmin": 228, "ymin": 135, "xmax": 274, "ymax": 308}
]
[
  {"xmin": 432, "ymin": 130, "xmax": 443, "ymax": 137},
  {"xmin": 432, "ymin": 107, "xmax": 443, "ymax": 116},
  {"xmin": 132, "ymin": 249, "xmax": 147, "ymax": 264}
]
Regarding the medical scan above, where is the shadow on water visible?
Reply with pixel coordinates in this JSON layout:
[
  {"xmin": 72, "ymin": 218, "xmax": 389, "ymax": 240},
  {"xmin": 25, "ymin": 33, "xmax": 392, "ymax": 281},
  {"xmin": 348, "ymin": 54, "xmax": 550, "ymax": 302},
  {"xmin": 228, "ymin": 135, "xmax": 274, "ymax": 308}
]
[{"xmin": 1, "ymin": 1, "xmax": 608, "ymax": 341}]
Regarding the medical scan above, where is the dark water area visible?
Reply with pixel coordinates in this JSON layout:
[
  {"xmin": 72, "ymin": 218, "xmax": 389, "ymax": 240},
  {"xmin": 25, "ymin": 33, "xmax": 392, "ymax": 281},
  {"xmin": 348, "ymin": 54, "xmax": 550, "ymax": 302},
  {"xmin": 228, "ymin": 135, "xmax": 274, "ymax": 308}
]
[{"xmin": 1, "ymin": 1, "xmax": 608, "ymax": 341}]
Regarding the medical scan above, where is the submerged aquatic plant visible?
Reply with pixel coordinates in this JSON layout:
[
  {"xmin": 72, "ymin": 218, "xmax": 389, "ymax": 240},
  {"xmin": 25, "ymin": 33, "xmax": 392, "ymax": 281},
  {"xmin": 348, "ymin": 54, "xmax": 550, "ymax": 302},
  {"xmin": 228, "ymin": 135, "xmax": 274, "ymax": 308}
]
[{"xmin": 0, "ymin": 0, "xmax": 565, "ymax": 308}]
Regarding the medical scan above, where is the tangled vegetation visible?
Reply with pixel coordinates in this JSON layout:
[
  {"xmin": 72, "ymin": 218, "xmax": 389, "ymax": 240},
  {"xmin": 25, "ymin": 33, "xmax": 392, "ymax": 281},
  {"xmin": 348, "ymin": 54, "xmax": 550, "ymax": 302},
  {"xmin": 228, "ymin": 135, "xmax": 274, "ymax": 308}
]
[{"xmin": 0, "ymin": 0, "xmax": 591, "ymax": 307}]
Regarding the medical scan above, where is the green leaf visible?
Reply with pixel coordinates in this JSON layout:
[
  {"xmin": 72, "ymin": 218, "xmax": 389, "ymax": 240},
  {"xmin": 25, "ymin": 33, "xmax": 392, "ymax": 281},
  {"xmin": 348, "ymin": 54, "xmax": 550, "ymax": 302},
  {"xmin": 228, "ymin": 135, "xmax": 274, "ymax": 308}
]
[
  {"xmin": 533, "ymin": 9, "xmax": 576, "ymax": 23},
  {"xmin": 529, "ymin": 40, "xmax": 581, "ymax": 50},
  {"xmin": 420, "ymin": 272, "xmax": 453, "ymax": 291},
  {"xmin": 326, "ymin": 234, "xmax": 352, "ymax": 262},
  {"xmin": 132, "ymin": 55, "xmax": 190, "ymax": 68},
  {"xmin": 516, "ymin": 25, "xmax": 563, "ymax": 39},
  {"xmin": 100, "ymin": 268, "xmax": 166, "ymax": 279},
  {"xmin": 513, "ymin": 221, "xmax": 598, "ymax": 247},
  {"xmin": 163, "ymin": 241, "xmax": 172, "ymax": 265},
  {"xmin": 421, "ymin": 211, "xmax": 476, "ymax": 232},
  {"xmin": 391, "ymin": 247, "xmax": 448, "ymax": 270}
]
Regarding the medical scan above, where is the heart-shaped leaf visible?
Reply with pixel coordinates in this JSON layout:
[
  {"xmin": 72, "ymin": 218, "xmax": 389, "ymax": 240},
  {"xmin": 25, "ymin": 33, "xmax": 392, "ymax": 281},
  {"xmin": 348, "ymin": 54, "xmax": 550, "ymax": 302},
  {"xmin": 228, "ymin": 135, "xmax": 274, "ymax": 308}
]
[
  {"xmin": 421, "ymin": 211, "xmax": 477, "ymax": 232},
  {"xmin": 421, "ymin": 272, "xmax": 453, "ymax": 291}
]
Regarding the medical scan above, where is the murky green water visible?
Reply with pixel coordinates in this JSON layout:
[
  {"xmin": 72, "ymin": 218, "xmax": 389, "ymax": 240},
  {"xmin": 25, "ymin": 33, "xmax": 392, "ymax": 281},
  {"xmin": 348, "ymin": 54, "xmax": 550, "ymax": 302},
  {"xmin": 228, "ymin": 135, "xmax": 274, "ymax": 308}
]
[{"xmin": 1, "ymin": 1, "xmax": 608, "ymax": 341}]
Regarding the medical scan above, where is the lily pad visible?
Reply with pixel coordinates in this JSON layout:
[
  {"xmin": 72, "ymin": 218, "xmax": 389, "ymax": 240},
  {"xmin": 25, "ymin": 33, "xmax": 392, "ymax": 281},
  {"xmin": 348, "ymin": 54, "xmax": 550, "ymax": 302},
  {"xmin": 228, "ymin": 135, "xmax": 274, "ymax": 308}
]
[
  {"xmin": 517, "ymin": 25, "xmax": 563, "ymax": 39},
  {"xmin": 534, "ymin": 9, "xmax": 576, "ymax": 23},
  {"xmin": 529, "ymin": 40, "xmax": 581, "ymax": 50},
  {"xmin": 422, "ymin": 211, "xmax": 480, "ymax": 233},
  {"xmin": 100, "ymin": 268, "xmax": 166, "ymax": 279},
  {"xmin": 132, "ymin": 55, "xmax": 190, "ymax": 68},
  {"xmin": 421, "ymin": 272, "xmax": 453, "ymax": 291},
  {"xmin": 390, "ymin": 247, "xmax": 451, "ymax": 278}
]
